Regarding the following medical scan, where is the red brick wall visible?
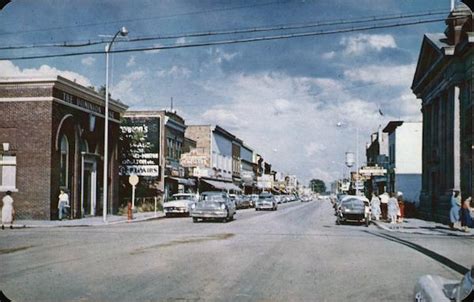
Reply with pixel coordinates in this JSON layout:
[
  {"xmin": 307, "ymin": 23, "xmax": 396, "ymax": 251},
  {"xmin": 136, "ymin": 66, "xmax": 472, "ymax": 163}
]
[{"xmin": 0, "ymin": 100, "xmax": 53, "ymax": 219}]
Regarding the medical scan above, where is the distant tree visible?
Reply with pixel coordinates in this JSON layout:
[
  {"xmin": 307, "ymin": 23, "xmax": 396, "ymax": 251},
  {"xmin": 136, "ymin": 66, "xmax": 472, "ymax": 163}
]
[
  {"xmin": 309, "ymin": 179, "xmax": 326, "ymax": 193},
  {"xmin": 97, "ymin": 85, "xmax": 106, "ymax": 97}
]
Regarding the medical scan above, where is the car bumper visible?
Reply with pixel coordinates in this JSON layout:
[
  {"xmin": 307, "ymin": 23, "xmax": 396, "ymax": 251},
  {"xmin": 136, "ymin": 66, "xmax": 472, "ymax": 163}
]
[
  {"xmin": 340, "ymin": 212, "xmax": 365, "ymax": 221},
  {"xmin": 256, "ymin": 204, "xmax": 274, "ymax": 209},
  {"xmin": 164, "ymin": 208, "xmax": 189, "ymax": 214},
  {"xmin": 191, "ymin": 210, "xmax": 227, "ymax": 218}
]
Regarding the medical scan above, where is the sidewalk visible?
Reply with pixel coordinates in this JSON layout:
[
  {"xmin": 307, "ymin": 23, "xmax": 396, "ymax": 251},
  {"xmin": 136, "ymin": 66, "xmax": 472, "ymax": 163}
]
[
  {"xmin": 372, "ymin": 218, "xmax": 474, "ymax": 237},
  {"xmin": 10, "ymin": 211, "xmax": 166, "ymax": 228}
]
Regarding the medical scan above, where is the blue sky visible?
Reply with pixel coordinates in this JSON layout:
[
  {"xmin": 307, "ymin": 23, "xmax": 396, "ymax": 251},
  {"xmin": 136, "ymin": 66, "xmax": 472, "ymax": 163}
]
[{"xmin": 0, "ymin": 0, "xmax": 453, "ymax": 184}]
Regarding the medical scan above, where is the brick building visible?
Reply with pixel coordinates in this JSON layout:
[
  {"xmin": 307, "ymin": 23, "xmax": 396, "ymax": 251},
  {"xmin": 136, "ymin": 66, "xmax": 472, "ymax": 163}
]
[{"xmin": 0, "ymin": 76, "xmax": 127, "ymax": 220}]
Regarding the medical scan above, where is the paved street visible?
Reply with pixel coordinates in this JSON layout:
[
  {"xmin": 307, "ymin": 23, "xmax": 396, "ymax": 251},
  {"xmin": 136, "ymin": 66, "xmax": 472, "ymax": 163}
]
[{"xmin": 1, "ymin": 200, "xmax": 473, "ymax": 302}]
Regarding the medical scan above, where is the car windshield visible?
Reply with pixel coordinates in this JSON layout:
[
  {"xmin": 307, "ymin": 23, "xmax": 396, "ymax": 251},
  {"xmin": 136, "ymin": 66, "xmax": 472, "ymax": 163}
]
[
  {"xmin": 168, "ymin": 195, "xmax": 193, "ymax": 201},
  {"xmin": 200, "ymin": 194, "xmax": 225, "ymax": 201}
]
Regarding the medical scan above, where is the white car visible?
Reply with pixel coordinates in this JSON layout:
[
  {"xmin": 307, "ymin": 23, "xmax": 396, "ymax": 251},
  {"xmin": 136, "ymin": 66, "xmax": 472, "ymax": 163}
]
[{"xmin": 163, "ymin": 193, "xmax": 197, "ymax": 217}]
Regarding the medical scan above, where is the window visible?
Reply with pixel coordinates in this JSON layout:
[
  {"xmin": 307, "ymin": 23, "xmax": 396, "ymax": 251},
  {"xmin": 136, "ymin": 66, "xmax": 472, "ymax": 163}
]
[
  {"xmin": 0, "ymin": 153, "xmax": 17, "ymax": 192},
  {"xmin": 60, "ymin": 135, "xmax": 69, "ymax": 188}
]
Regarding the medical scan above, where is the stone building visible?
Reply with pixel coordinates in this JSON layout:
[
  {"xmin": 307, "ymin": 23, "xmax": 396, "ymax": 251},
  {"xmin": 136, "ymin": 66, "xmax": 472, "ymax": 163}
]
[
  {"xmin": 411, "ymin": 1, "xmax": 474, "ymax": 221},
  {"xmin": 0, "ymin": 76, "xmax": 128, "ymax": 220}
]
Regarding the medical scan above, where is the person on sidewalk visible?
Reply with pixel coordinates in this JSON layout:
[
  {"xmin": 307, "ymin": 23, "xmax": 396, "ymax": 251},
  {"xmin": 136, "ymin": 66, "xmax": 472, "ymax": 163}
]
[
  {"xmin": 449, "ymin": 190, "xmax": 461, "ymax": 229},
  {"xmin": 397, "ymin": 192, "xmax": 405, "ymax": 223},
  {"xmin": 370, "ymin": 193, "xmax": 381, "ymax": 221},
  {"xmin": 1, "ymin": 191, "xmax": 14, "ymax": 230},
  {"xmin": 387, "ymin": 192, "xmax": 399, "ymax": 224},
  {"xmin": 380, "ymin": 191, "xmax": 389, "ymax": 221},
  {"xmin": 460, "ymin": 197, "xmax": 473, "ymax": 232},
  {"xmin": 58, "ymin": 189, "xmax": 69, "ymax": 221}
]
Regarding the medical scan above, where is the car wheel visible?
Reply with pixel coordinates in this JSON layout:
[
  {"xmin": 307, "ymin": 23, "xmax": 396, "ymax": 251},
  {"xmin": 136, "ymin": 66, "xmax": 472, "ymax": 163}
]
[
  {"xmin": 192, "ymin": 217, "xmax": 198, "ymax": 223},
  {"xmin": 256, "ymin": 208, "xmax": 259, "ymax": 211}
]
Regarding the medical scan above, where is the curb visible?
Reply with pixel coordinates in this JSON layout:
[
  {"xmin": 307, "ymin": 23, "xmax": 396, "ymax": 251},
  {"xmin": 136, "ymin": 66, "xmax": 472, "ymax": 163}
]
[
  {"xmin": 372, "ymin": 220, "xmax": 474, "ymax": 237},
  {"xmin": 10, "ymin": 214, "xmax": 166, "ymax": 229}
]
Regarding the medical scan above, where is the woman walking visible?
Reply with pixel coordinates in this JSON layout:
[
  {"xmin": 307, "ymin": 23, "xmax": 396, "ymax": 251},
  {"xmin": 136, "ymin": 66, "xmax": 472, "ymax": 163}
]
[
  {"xmin": 449, "ymin": 190, "xmax": 461, "ymax": 229},
  {"xmin": 371, "ymin": 193, "xmax": 381, "ymax": 221},
  {"xmin": 1, "ymin": 191, "xmax": 14, "ymax": 230},
  {"xmin": 387, "ymin": 192, "xmax": 399, "ymax": 224},
  {"xmin": 460, "ymin": 197, "xmax": 473, "ymax": 232}
]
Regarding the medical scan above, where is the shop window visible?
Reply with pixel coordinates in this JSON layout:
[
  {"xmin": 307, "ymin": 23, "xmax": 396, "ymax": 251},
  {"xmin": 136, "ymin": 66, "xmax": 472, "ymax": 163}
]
[
  {"xmin": 60, "ymin": 135, "xmax": 69, "ymax": 188},
  {"xmin": 0, "ymin": 153, "xmax": 17, "ymax": 192}
]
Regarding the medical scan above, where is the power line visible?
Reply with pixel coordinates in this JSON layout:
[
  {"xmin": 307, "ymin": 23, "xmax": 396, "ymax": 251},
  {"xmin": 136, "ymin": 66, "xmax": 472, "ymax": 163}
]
[
  {"xmin": 0, "ymin": 9, "xmax": 450, "ymax": 51},
  {"xmin": 0, "ymin": 0, "xmax": 288, "ymax": 37},
  {"xmin": 0, "ymin": 17, "xmax": 452, "ymax": 61}
]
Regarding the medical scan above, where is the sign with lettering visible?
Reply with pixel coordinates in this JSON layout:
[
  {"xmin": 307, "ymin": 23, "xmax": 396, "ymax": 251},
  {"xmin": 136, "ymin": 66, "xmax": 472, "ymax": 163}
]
[{"xmin": 119, "ymin": 116, "xmax": 160, "ymax": 178}]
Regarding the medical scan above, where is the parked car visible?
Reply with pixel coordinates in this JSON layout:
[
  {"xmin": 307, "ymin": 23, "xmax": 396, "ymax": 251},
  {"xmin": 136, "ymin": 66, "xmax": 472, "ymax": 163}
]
[
  {"xmin": 275, "ymin": 195, "xmax": 283, "ymax": 204},
  {"xmin": 239, "ymin": 195, "xmax": 253, "ymax": 208},
  {"xmin": 256, "ymin": 193, "xmax": 278, "ymax": 211},
  {"xmin": 163, "ymin": 193, "xmax": 197, "ymax": 217},
  {"xmin": 336, "ymin": 195, "xmax": 370, "ymax": 226},
  {"xmin": 229, "ymin": 194, "xmax": 243, "ymax": 209},
  {"xmin": 191, "ymin": 191, "xmax": 236, "ymax": 223}
]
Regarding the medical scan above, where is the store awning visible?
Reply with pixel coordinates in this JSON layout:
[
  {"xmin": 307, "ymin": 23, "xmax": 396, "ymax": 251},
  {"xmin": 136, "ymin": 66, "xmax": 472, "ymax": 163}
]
[
  {"xmin": 202, "ymin": 179, "xmax": 242, "ymax": 192},
  {"xmin": 169, "ymin": 177, "xmax": 196, "ymax": 186}
]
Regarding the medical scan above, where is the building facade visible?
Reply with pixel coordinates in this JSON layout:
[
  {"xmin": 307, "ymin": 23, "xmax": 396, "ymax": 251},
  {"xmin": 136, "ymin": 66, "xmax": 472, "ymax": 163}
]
[
  {"xmin": 383, "ymin": 121, "xmax": 422, "ymax": 205},
  {"xmin": 0, "ymin": 76, "xmax": 127, "ymax": 220},
  {"xmin": 411, "ymin": 1, "xmax": 474, "ymax": 221}
]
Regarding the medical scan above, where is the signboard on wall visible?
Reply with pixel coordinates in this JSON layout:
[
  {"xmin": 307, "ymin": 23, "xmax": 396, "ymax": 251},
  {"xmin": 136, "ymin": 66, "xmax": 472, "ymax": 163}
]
[{"xmin": 119, "ymin": 116, "xmax": 160, "ymax": 178}]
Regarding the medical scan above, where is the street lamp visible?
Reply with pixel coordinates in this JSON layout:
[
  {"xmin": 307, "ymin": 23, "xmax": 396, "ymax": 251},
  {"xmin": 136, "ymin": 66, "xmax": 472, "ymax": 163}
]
[{"xmin": 103, "ymin": 26, "xmax": 128, "ymax": 223}]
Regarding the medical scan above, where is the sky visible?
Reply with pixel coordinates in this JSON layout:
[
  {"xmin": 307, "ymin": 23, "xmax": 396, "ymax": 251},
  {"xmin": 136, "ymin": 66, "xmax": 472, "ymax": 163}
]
[{"xmin": 0, "ymin": 0, "xmax": 454, "ymax": 185}]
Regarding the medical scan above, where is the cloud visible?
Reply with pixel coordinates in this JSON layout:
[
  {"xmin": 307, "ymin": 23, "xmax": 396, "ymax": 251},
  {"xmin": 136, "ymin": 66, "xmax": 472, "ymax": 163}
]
[
  {"xmin": 340, "ymin": 34, "xmax": 397, "ymax": 56},
  {"xmin": 126, "ymin": 55, "xmax": 136, "ymax": 67},
  {"xmin": 156, "ymin": 65, "xmax": 191, "ymax": 79},
  {"xmin": 0, "ymin": 60, "xmax": 92, "ymax": 87},
  {"xmin": 111, "ymin": 70, "xmax": 146, "ymax": 103},
  {"xmin": 344, "ymin": 64, "xmax": 415, "ymax": 86},
  {"xmin": 81, "ymin": 56, "xmax": 96, "ymax": 66},
  {"xmin": 322, "ymin": 51, "xmax": 335, "ymax": 59},
  {"xmin": 145, "ymin": 44, "xmax": 162, "ymax": 54}
]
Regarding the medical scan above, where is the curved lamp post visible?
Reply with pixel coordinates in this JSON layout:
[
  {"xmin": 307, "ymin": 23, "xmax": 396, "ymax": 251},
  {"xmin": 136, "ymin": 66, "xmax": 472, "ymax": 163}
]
[{"xmin": 103, "ymin": 27, "xmax": 128, "ymax": 223}]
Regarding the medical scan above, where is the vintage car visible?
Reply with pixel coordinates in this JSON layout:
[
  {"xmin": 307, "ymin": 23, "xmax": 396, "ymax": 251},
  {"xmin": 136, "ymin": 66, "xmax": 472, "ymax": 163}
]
[
  {"xmin": 255, "ymin": 193, "xmax": 278, "ymax": 211},
  {"xmin": 190, "ymin": 191, "xmax": 236, "ymax": 223},
  {"xmin": 336, "ymin": 195, "xmax": 370, "ymax": 226},
  {"xmin": 163, "ymin": 193, "xmax": 197, "ymax": 217}
]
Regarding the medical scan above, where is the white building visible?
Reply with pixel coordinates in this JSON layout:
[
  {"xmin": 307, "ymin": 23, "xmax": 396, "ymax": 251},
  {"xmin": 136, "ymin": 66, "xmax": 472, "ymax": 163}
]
[{"xmin": 383, "ymin": 121, "xmax": 422, "ymax": 204}]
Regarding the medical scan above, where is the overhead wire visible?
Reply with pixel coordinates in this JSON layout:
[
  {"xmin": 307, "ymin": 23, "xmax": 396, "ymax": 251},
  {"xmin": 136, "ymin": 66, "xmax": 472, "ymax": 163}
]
[
  {"xmin": 0, "ymin": 16, "xmax": 457, "ymax": 61},
  {"xmin": 0, "ymin": 0, "xmax": 289, "ymax": 37},
  {"xmin": 0, "ymin": 9, "xmax": 450, "ymax": 51}
]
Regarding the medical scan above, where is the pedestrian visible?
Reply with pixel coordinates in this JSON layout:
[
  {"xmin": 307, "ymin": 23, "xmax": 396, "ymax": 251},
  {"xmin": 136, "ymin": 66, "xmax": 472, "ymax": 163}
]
[
  {"xmin": 449, "ymin": 190, "xmax": 461, "ymax": 229},
  {"xmin": 387, "ymin": 192, "xmax": 399, "ymax": 224},
  {"xmin": 58, "ymin": 189, "xmax": 69, "ymax": 220},
  {"xmin": 370, "ymin": 193, "xmax": 381, "ymax": 221},
  {"xmin": 460, "ymin": 197, "xmax": 473, "ymax": 232},
  {"xmin": 1, "ymin": 191, "xmax": 14, "ymax": 230},
  {"xmin": 397, "ymin": 192, "xmax": 405, "ymax": 223},
  {"xmin": 380, "ymin": 191, "xmax": 389, "ymax": 221}
]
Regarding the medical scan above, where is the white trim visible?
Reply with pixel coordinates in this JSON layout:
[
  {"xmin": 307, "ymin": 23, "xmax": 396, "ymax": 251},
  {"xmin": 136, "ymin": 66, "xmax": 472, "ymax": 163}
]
[
  {"xmin": 55, "ymin": 114, "xmax": 73, "ymax": 151},
  {"xmin": 0, "ymin": 96, "xmax": 53, "ymax": 102}
]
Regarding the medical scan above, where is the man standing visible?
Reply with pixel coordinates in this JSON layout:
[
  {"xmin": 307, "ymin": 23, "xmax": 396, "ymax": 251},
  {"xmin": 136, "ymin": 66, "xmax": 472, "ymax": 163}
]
[{"xmin": 58, "ymin": 189, "xmax": 69, "ymax": 220}]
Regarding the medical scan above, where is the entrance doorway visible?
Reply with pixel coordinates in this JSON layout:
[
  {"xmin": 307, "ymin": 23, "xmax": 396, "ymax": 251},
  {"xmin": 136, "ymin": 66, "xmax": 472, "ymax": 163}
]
[{"xmin": 81, "ymin": 154, "xmax": 98, "ymax": 217}]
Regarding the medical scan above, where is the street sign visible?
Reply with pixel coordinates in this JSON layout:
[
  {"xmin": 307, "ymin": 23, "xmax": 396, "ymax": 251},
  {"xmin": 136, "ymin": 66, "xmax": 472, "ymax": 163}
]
[{"xmin": 129, "ymin": 174, "xmax": 139, "ymax": 186}]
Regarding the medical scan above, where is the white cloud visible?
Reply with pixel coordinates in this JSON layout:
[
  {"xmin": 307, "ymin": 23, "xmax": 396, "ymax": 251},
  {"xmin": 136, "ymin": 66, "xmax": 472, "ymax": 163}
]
[
  {"xmin": 175, "ymin": 37, "xmax": 186, "ymax": 44},
  {"xmin": 126, "ymin": 55, "xmax": 136, "ymax": 67},
  {"xmin": 344, "ymin": 64, "xmax": 415, "ymax": 86},
  {"xmin": 322, "ymin": 51, "xmax": 335, "ymax": 59},
  {"xmin": 81, "ymin": 56, "xmax": 96, "ymax": 66},
  {"xmin": 111, "ymin": 70, "xmax": 146, "ymax": 104},
  {"xmin": 156, "ymin": 65, "xmax": 191, "ymax": 79},
  {"xmin": 340, "ymin": 34, "xmax": 397, "ymax": 56},
  {"xmin": 0, "ymin": 60, "xmax": 92, "ymax": 87},
  {"xmin": 145, "ymin": 44, "xmax": 162, "ymax": 54}
]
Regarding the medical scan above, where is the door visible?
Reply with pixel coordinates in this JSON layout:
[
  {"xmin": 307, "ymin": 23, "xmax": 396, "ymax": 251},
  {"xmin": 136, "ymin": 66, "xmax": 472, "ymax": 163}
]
[{"xmin": 81, "ymin": 155, "xmax": 98, "ymax": 217}]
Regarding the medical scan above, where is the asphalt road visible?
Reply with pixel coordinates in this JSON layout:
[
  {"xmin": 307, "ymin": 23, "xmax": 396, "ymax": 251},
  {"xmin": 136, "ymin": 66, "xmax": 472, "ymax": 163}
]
[{"xmin": 1, "ymin": 200, "xmax": 473, "ymax": 301}]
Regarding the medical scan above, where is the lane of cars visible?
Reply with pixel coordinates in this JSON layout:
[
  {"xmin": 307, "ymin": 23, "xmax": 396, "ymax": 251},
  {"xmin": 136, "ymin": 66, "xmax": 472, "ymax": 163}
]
[{"xmin": 163, "ymin": 191, "xmax": 314, "ymax": 223}]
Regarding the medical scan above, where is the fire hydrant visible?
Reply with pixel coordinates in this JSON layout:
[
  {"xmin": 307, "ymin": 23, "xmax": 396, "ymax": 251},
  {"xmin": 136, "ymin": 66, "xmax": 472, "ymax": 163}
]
[{"xmin": 127, "ymin": 201, "xmax": 133, "ymax": 222}]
